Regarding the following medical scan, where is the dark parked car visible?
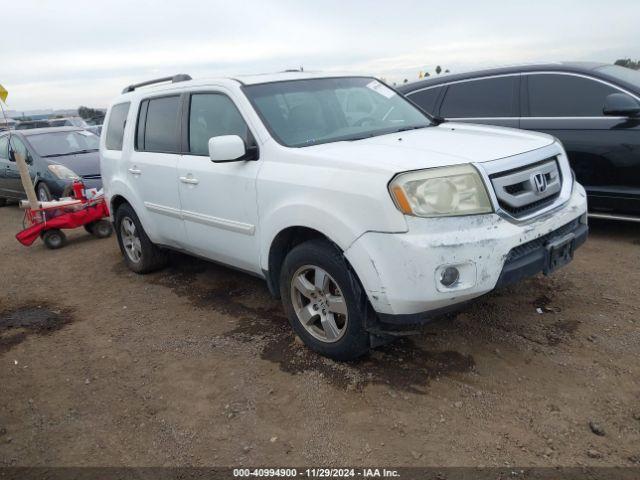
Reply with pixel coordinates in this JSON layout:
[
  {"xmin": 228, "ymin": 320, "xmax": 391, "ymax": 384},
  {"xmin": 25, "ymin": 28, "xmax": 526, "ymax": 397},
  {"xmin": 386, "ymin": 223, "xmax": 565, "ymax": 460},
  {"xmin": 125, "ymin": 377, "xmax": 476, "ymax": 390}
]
[
  {"xmin": 399, "ymin": 62, "xmax": 640, "ymax": 220},
  {"xmin": 16, "ymin": 120, "xmax": 51, "ymax": 130},
  {"xmin": 0, "ymin": 127, "xmax": 102, "ymax": 205}
]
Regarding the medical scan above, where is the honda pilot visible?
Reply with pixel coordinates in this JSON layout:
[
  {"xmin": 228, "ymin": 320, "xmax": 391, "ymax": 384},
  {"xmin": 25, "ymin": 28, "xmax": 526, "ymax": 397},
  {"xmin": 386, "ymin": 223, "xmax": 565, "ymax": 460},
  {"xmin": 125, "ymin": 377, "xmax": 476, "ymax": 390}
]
[{"xmin": 100, "ymin": 72, "xmax": 588, "ymax": 360}]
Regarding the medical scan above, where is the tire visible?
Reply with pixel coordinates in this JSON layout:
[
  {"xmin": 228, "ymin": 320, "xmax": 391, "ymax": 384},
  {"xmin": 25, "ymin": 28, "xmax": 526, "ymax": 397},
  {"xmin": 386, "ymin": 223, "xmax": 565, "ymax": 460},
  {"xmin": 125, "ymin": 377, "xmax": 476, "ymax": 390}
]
[
  {"xmin": 36, "ymin": 183, "xmax": 52, "ymax": 202},
  {"xmin": 0, "ymin": 198, "xmax": 7, "ymax": 207},
  {"xmin": 279, "ymin": 239, "xmax": 371, "ymax": 361},
  {"xmin": 85, "ymin": 220, "xmax": 113, "ymax": 239},
  {"xmin": 115, "ymin": 203, "xmax": 167, "ymax": 274},
  {"xmin": 41, "ymin": 229, "xmax": 66, "ymax": 249}
]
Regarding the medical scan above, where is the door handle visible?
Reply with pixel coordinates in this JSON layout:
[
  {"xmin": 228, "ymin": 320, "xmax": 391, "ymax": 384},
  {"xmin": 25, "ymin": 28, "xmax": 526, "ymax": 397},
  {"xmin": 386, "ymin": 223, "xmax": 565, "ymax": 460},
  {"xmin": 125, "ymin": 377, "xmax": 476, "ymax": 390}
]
[
  {"xmin": 179, "ymin": 176, "xmax": 199, "ymax": 185},
  {"xmin": 128, "ymin": 167, "xmax": 142, "ymax": 175}
]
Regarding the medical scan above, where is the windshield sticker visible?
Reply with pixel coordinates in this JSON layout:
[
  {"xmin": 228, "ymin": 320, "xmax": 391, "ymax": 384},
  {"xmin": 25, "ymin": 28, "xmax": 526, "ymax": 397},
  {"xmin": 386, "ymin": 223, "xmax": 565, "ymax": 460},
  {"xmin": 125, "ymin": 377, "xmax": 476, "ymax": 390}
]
[{"xmin": 366, "ymin": 80, "xmax": 396, "ymax": 99}]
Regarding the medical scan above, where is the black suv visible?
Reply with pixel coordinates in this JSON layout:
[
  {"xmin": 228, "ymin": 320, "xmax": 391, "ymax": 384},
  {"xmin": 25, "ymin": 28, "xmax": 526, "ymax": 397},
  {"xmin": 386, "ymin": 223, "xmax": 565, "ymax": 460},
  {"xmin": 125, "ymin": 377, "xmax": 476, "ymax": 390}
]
[{"xmin": 399, "ymin": 62, "xmax": 640, "ymax": 220}]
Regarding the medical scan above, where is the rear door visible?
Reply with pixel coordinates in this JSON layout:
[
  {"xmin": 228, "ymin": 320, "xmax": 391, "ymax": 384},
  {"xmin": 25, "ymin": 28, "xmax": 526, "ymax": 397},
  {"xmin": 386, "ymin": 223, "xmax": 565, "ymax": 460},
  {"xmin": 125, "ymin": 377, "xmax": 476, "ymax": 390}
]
[
  {"xmin": 129, "ymin": 95, "xmax": 188, "ymax": 247},
  {"xmin": 177, "ymin": 90, "xmax": 262, "ymax": 273},
  {"xmin": 436, "ymin": 75, "xmax": 520, "ymax": 128},
  {"xmin": 0, "ymin": 134, "xmax": 10, "ymax": 197},
  {"xmin": 521, "ymin": 73, "xmax": 640, "ymax": 215}
]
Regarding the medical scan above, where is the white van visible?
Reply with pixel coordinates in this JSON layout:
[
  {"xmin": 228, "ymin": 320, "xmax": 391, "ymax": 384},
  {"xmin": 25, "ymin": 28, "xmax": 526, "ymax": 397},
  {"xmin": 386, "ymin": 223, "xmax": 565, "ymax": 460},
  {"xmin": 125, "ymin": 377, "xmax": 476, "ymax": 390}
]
[{"xmin": 100, "ymin": 72, "xmax": 588, "ymax": 360}]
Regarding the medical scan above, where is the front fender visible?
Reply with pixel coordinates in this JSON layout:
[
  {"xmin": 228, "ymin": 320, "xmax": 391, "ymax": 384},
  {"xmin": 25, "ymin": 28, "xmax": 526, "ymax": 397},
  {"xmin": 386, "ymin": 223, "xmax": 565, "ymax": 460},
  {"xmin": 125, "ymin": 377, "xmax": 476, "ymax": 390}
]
[{"xmin": 259, "ymin": 202, "xmax": 363, "ymax": 272}]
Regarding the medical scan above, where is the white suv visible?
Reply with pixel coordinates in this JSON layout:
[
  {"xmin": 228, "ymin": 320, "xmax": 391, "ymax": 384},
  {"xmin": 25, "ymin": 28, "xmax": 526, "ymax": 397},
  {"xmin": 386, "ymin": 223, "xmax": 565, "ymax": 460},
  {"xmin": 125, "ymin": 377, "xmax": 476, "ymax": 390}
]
[{"xmin": 100, "ymin": 72, "xmax": 588, "ymax": 360}]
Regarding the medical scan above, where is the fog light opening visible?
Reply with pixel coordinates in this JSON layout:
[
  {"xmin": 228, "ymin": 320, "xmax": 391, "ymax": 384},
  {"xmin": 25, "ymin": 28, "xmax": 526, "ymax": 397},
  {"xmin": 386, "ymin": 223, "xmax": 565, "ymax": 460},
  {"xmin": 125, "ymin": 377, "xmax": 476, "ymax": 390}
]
[{"xmin": 440, "ymin": 266, "xmax": 460, "ymax": 287}]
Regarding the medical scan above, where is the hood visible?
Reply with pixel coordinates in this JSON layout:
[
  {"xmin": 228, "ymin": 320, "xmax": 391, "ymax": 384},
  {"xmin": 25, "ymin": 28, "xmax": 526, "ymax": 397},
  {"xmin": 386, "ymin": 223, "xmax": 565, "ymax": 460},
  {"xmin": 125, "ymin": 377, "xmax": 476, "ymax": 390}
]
[
  {"xmin": 301, "ymin": 122, "xmax": 555, "ymax": 173},
  {"xmin": 45, "ymin": 151, "xmax": 100, "ymax": 177}
]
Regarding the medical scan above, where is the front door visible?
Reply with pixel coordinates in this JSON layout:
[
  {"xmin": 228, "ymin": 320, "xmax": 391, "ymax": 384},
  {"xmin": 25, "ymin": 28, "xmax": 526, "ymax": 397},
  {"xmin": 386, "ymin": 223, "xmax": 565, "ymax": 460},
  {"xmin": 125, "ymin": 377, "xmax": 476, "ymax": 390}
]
[
  {"xmin": 4, "ymin": 135, "xmax": 31, "ymax": 199},
  {"xmin": 437, "ymin": 75, "xmax": 520, "ymax": 129},
  {"xmin": 521, "ymin": 73, "xmax": 640, "ymax": 215},
  {"xmin": 177, "ymin": 91, "xmax": 261, "ymax": 273}
]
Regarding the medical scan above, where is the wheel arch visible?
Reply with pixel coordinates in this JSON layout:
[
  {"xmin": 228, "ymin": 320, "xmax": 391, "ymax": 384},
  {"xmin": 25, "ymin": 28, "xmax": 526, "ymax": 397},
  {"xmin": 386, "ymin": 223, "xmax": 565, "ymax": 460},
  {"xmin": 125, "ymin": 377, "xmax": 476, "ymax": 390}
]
[
  {"xmin": 110, "ymin": 194, "xmax": 130, "ymax": 217},
  {"xmin": 266, "ymin": 225, "xmax": 364, "ymax": 299}
]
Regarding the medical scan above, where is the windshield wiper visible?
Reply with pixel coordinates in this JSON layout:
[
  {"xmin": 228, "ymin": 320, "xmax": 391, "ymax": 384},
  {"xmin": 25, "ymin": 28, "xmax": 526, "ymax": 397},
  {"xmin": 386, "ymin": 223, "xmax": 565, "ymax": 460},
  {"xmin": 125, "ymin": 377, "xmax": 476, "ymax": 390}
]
[
  {"xmin": 393, "ymin": 125, "xmax": 430, "ymax": 133},
  {"xmin": 43, "ymin": 149, "xmax": 98, "ymax": 158},
  {"xmin": 347, "ymin": 125, "xmax": 430, "ymax": 142},
  {"xmin": 346, "ymin": 132, "xmax": 380, "ymax": 142}
]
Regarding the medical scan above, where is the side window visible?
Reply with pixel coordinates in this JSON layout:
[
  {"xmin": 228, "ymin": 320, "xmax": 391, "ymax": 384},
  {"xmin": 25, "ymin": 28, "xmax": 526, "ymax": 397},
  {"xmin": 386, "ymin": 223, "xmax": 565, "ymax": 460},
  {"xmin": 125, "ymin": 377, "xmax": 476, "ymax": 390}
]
[
  {"xmin": 105, "ymin": 102, "xmax": 130, "ymax": 151},
  {"xmin": 8, "ymin": 136, "xmax": 29, "ymax": 161},
  {"xmin": 0, "ymin": 136, "xmax": 8, "ymax": 160},
  {"xmin": 407, "ymin": 87, "xmax": 443, "ymax": 113},
  {"xmin": 188, "ymin": 93, "xmax": 251, "ymax": 156},
  {"xmin": 527, "ymin": 74, "xmax": 621, "ymax": 117},
  {"xmin": 137, "ymin": 96, "xmax": 180, "ymax": 153},
  {"xmin": 440, "ymin": 77, "xmax": 517, "ymax": 118}
]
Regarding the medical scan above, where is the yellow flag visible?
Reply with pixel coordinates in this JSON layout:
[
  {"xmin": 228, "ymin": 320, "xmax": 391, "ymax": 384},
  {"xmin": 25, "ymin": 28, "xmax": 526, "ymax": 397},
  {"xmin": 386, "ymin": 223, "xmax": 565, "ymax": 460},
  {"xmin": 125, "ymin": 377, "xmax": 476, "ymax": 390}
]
[{"xmin": 0, "ymin": 84, "xmax": 7, "ymax": 103}]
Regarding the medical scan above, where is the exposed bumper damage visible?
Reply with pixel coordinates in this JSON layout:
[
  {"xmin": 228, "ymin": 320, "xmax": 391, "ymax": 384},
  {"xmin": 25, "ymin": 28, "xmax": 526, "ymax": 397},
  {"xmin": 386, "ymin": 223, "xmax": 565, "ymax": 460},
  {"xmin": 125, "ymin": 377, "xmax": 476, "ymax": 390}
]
[{"xmin": 344, "ymin": 184, "xmax": 588, "ymax": 326}]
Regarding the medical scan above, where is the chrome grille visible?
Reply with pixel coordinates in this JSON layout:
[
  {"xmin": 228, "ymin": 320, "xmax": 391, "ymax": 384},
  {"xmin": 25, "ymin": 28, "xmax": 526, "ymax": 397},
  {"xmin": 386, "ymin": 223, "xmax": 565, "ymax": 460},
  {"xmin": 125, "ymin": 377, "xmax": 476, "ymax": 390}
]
[{"xmin": 490, "ymin": 158, "xmax": 562, "ymax": 219}]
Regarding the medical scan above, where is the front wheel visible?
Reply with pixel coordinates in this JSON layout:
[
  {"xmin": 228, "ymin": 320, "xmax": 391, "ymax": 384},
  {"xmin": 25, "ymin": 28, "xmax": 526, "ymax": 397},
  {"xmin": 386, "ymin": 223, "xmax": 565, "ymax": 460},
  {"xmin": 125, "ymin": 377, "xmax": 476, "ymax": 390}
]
[
  {"xmin": 36, "ymin": 183, "xmax": 52, "ymax": 202},
  {"xmin": 115, "ymin": 203, "xmax": 167, "ymax": 273},
  {"xmin": 279, "ymin": 239, "xmax": 371, "ymax": 361}
]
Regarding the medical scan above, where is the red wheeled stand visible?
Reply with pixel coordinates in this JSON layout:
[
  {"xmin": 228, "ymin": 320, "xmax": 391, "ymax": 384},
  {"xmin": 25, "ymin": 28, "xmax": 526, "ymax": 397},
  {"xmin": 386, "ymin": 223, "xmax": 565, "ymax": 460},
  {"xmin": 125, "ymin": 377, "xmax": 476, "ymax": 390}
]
[{"xmin": 16, "ymin": 180, "xmax": 112, "ymax": 249}]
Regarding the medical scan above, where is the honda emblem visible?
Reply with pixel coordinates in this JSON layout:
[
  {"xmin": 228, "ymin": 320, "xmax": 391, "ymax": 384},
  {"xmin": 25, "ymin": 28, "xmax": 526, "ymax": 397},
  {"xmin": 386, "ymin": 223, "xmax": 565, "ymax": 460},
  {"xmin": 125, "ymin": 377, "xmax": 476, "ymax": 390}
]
[{"xmin": 533, "ymin": 173, "xmax": 547, "ymax": 193}]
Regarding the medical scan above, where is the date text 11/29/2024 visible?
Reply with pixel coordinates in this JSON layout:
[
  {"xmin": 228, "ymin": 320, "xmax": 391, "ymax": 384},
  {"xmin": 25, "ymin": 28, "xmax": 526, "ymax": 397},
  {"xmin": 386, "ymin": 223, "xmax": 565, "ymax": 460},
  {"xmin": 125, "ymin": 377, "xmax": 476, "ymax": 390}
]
[{"xmin": 233, "ymin": 468, "xmax": 400, "ymax": 478}]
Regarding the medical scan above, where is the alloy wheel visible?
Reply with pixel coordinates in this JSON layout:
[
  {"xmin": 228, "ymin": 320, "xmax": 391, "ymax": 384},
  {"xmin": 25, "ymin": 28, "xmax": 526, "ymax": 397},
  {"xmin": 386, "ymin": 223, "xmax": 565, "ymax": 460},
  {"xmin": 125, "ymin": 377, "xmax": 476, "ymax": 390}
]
[
  {"xmin": 120, "ymin": 217, "xmax": 142, "ymax": 263},
  {"xmin": 290, "ymin": 265, "xmax": 348, "ymax": 343}
]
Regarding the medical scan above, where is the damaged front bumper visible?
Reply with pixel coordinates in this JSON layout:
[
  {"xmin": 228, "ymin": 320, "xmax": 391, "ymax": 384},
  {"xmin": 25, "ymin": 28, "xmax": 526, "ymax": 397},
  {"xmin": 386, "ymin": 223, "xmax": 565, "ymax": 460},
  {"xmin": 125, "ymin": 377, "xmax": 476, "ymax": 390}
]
[{"xmin": 344, "ymin": 183, "xmax": 588, "ymax": 326}]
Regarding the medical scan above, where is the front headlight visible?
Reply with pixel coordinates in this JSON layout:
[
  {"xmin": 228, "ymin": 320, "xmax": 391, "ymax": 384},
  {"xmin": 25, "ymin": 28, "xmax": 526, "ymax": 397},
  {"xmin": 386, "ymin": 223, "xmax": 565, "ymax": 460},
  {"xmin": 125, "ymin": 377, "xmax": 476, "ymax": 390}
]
[
  {"xmin": 48, "ymin": 164, "xmax": 80, "ymax": 180},
  {"xmin": 389, "ymin": 164, "xmax": 493, "ymax": 217}
]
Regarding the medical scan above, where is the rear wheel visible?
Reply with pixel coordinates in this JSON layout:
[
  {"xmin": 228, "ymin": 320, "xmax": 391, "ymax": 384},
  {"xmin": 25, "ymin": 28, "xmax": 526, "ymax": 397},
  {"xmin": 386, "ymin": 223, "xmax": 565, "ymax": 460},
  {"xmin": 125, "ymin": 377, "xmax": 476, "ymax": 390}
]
[
  {"xmin": 115, "ymin": 203, "xmax": 167, "ymax": 273},
  {"xmin": 41, "ymin": 229, "xmax": 66, "ymax": 249},
  {"xmin": 0, "ymin": 198, "xmax": 7, "ymax": 207},
  {"xmin": 85, "ymin": 220, "xmax": 113, "ymax": 238},
  {"xmin": 280, "ymin": 239, "xmax": 370, "ymax": 361}
]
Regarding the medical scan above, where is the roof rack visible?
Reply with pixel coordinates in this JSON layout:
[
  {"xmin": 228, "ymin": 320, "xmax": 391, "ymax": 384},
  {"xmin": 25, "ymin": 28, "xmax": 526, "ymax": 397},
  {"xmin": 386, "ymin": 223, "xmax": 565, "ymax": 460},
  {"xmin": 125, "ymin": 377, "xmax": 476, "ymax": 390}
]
[{"xmin": 122, "ymin": 74, "xmax": 192, "ymax": 94}]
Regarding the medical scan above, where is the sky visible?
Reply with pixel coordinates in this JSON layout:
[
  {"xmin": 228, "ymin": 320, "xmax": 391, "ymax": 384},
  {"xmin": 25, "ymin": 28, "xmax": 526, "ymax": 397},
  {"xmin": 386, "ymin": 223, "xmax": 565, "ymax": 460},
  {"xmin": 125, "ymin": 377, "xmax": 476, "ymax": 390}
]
[{"xmin": 1, "ymin": 0, "xmax": 639, "ymax": 112}]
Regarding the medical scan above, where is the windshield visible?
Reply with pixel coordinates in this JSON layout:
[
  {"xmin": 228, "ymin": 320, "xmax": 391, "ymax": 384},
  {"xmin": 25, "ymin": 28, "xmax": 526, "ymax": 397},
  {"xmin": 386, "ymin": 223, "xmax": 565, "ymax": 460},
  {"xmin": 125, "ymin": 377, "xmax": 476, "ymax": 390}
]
[
  {"xmin": 244, "ymin": 77, "xmax": 431, "ymax": 147},
  {"xmin": 596, "ymin": 65, "xmax": 640, "ymax": 90},
  {"xmin": 27, "ymin": 130, "xmax": 99, "ymax": 157}
]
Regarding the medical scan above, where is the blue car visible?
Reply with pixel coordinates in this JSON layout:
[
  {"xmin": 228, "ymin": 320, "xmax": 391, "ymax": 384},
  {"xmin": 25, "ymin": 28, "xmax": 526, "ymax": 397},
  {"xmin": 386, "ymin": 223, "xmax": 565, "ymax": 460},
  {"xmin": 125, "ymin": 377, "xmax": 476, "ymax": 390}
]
[{"xmin": 0, "ymin": 126, "xmax": 102, "ymax": 205}]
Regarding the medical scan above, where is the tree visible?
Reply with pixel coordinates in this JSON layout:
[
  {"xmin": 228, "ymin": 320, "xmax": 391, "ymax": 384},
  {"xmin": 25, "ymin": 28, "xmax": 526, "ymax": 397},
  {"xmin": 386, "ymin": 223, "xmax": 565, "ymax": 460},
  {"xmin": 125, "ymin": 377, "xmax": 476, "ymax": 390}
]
[
  {"xmin": 435, "ymin": 65, "xmax": 442, "ymax": 75},
  {"xmin": 614, "ymin": 58, "xmax": 640, "ymax": 70},
  {"xmin": 78, "ymin": 106, "xmax": 105, "ymax": 122},
  {"xmin": 403, "ymin": 78, "xmax": 408, "ymax": 84},
  {"xmin": 445, "ymin": 69, "xmax": 450, "ymax": 74}
]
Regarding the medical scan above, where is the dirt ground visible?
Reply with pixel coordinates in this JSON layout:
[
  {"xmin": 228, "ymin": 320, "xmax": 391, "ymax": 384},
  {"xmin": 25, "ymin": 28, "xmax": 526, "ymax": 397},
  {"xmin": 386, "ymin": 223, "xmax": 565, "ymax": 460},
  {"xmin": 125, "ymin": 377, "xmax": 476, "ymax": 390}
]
[{"xmin": 0, "ymin": 203, "xmax": 639, "ymax": 468}]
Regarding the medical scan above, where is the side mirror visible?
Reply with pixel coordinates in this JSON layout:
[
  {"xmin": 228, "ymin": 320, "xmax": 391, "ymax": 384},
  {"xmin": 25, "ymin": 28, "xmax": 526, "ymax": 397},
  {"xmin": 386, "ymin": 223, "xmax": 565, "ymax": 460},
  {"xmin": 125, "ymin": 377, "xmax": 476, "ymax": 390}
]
[
  {"xmin": 208, "ymin": 135, "xmax": 248, "ymax": 162},
  {"xmin": 603, "ymin": 93, "xmax": 640, "ymax": 117}
]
